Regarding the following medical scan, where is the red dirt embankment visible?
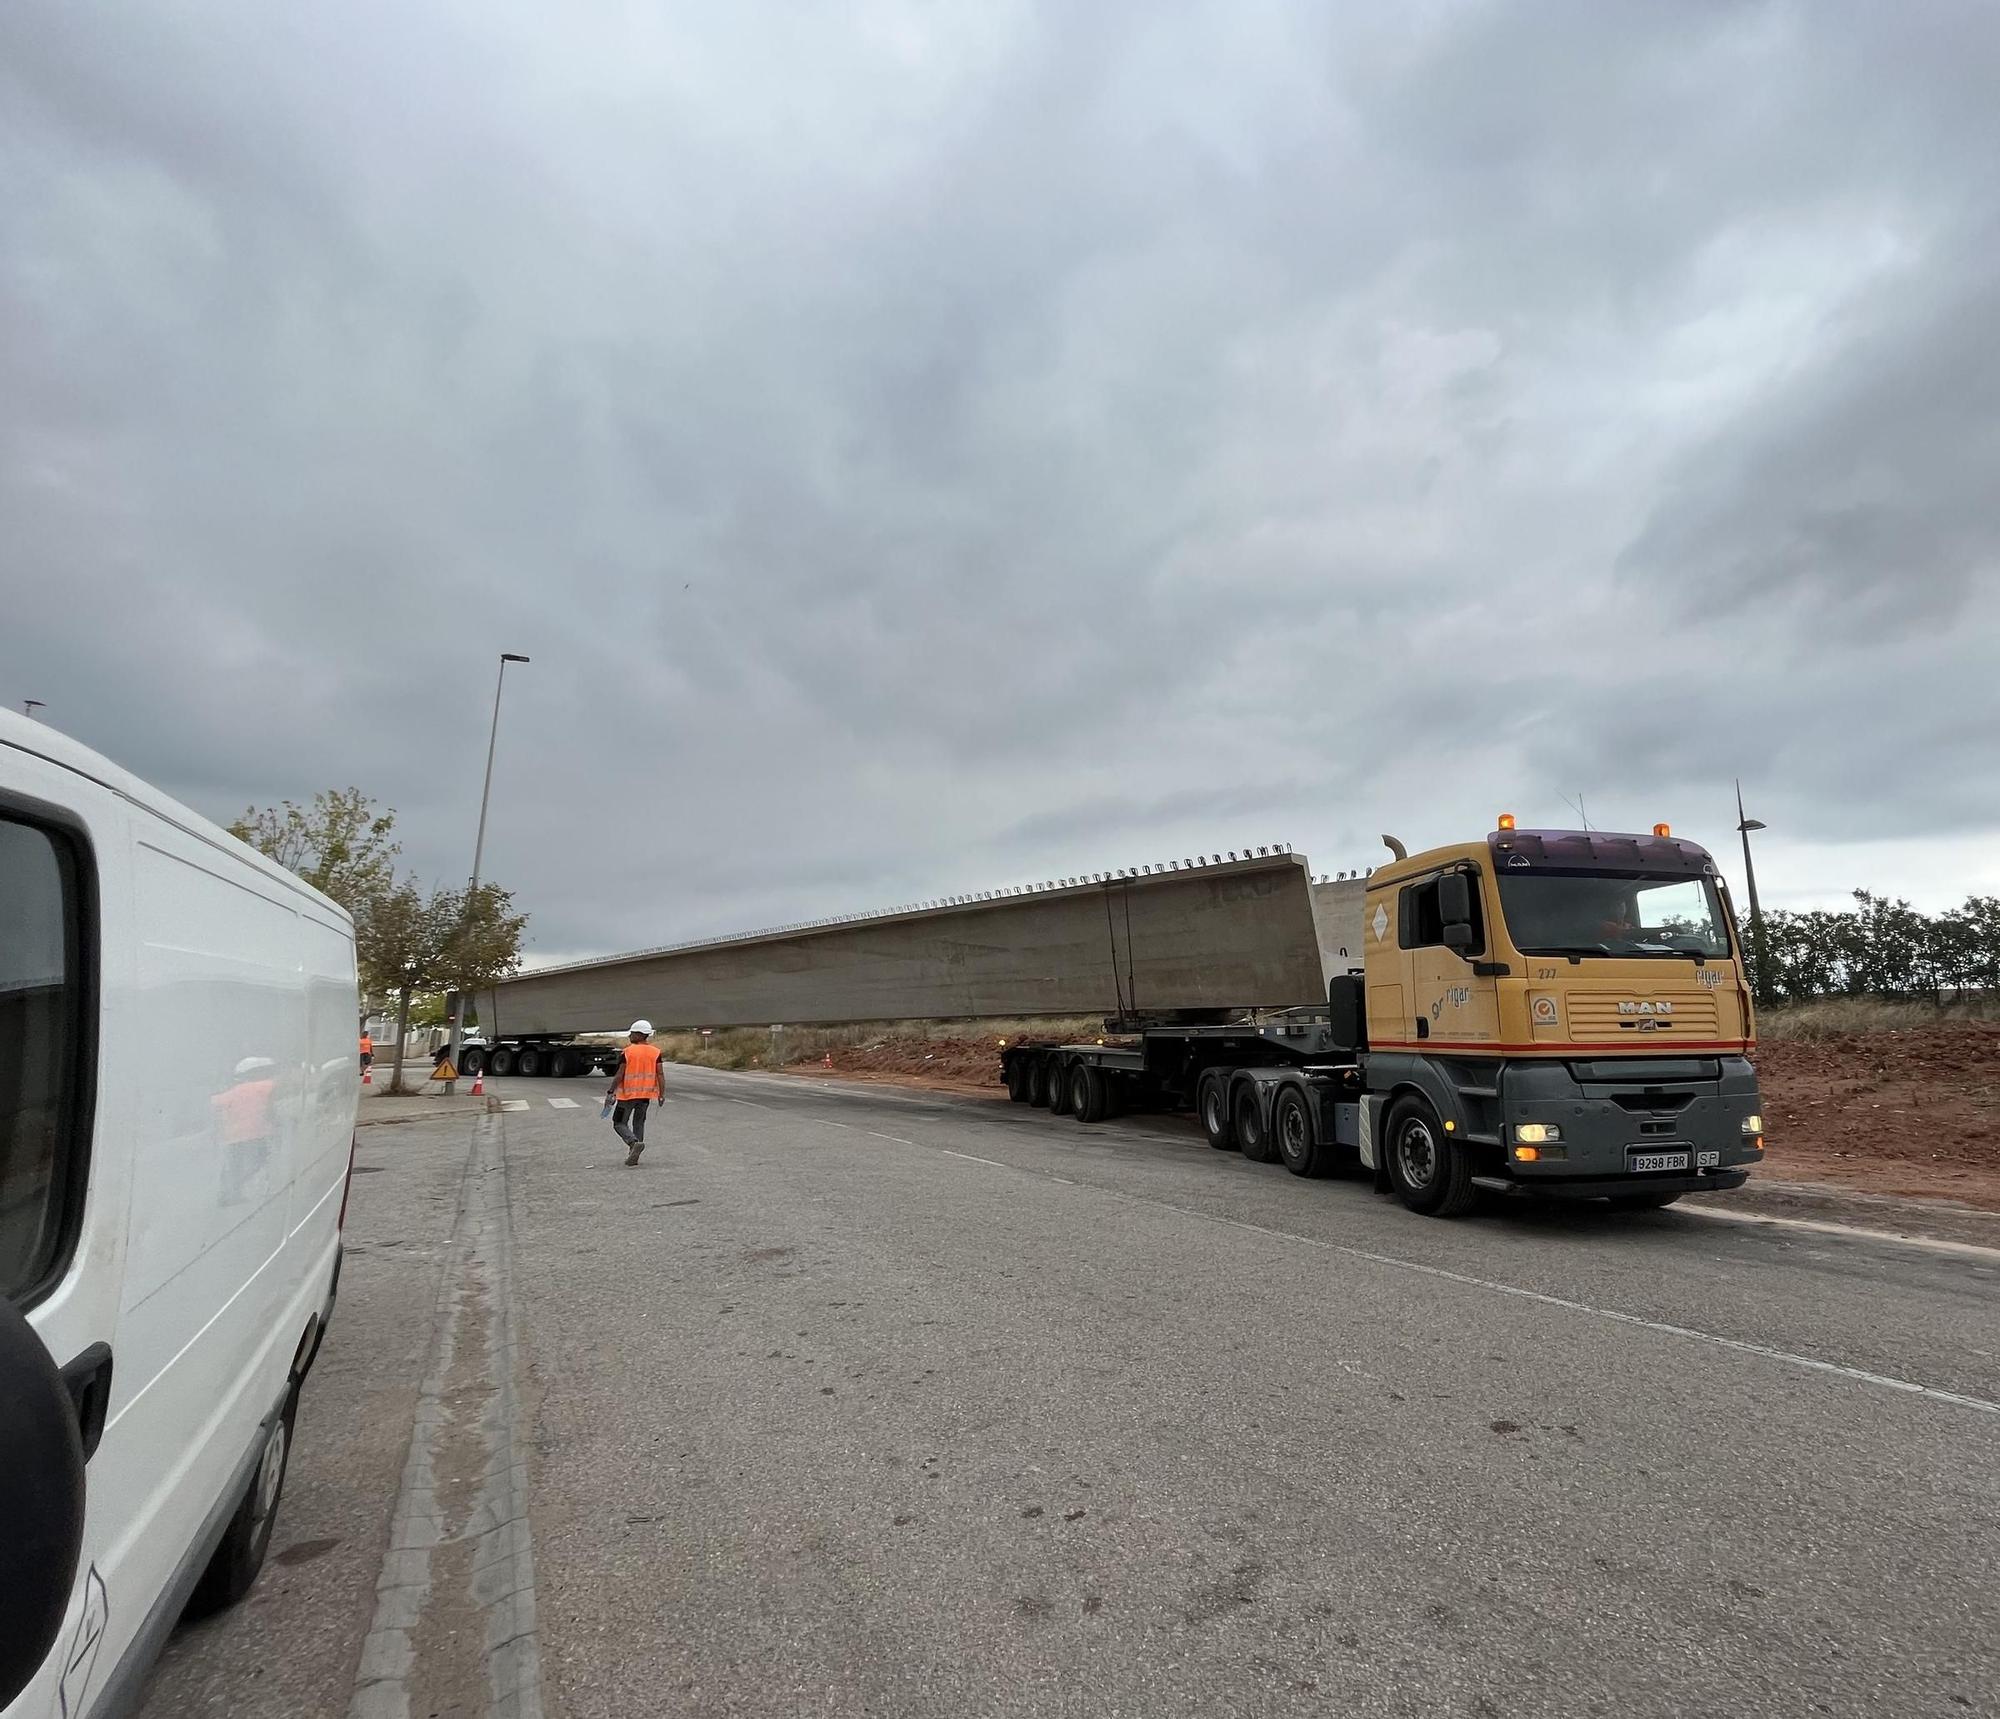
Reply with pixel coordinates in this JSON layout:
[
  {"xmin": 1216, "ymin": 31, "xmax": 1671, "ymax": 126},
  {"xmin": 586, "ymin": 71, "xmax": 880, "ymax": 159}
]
[
  {"xmin": 1754, "ymin": 1025, "xmax": 2000, "ymax": 1210},
  {"xmin": 787, "ymin": 1028, "xmax": 2000, "ymax": 1212}
]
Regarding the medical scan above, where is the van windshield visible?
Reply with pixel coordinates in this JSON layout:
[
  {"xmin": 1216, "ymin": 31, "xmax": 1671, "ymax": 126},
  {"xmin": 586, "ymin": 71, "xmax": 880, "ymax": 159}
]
[{"xmin": 1496, "ymin": 870, "xmax": 1733, "ymax": 960}]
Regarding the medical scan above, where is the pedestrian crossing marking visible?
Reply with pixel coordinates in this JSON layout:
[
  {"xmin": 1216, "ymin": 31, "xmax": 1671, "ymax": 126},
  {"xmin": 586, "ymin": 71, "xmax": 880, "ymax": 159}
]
[
  {"xmin": 500, "ymin": 1099, "xmax": 530, "ymax": 1111},
  {"xmin": 547, "ymin": 1097, "xmax": 580, "ymax": 1109}
]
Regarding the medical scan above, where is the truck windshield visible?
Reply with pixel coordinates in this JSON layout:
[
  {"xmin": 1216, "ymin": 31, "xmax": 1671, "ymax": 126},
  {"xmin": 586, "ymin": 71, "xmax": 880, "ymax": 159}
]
[{"xmin": 1496, "ymin": 871, "xmax": 1733, "ymax": 960}]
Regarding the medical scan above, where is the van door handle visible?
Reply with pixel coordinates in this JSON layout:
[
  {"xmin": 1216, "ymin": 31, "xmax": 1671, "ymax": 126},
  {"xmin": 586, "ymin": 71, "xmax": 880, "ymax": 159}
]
[{"xmin": 60, "ymin": 1344, "xmax": 114, "ymax": 1462}]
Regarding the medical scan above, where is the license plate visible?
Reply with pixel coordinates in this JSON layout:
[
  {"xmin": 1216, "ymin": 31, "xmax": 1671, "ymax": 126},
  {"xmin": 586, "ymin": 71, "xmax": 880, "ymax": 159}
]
[
  {"xmin": 1697, "ymin": 1150, "xmax": 1720, "ymax": 1168},
  {"xmin": 1629, "ymin": 1150, "xmax": 1691, "ymax": 1172}
]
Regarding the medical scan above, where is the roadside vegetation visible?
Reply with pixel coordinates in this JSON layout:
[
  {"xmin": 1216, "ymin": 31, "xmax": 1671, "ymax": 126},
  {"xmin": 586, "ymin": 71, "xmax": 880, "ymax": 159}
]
[{"xmin": 230, "ymin": 787, "xmax": 528, "ymax": 1092}]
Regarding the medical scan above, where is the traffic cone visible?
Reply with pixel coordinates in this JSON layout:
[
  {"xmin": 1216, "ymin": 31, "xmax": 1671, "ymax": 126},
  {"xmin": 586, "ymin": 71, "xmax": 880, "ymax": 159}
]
[
  {"xmin": 361, "ymin": 1064, "xmax": 372, "ymax": 1086},
  {"xmin": 822, "ymin": 1052, "xmax": 833, "ymax": 1070},
  {"xmin": 471, "ymin": 1069, "xmax": 485, "ymax": 1097}
]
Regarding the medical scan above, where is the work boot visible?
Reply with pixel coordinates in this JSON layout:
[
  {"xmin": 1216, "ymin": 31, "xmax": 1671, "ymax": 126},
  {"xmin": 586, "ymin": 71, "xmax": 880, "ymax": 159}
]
[{"xmin": 625, "ymin": 1143, "xmax": 643, "ymax": 1166}]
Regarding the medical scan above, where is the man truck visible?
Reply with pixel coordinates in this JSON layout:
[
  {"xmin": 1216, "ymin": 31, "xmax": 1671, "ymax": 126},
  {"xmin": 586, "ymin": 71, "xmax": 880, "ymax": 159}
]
[{"xmin": 1000, "ymin": 819, "xmax": 1765, "ymax": 1216}]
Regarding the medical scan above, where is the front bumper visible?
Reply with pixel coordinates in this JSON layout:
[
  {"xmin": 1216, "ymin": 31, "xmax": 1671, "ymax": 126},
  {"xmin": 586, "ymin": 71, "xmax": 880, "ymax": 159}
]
[
  {"xmin": 1473, "ymin": 1168, "xmax": 1750, "ymax": 1201},
  {"xmin": 1497, "ymin": 1055, "xmax": 1763, "ymax": 1184}
]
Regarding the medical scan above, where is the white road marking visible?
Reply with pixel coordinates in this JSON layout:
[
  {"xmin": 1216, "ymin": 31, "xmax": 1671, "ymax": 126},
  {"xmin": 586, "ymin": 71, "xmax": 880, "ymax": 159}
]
[
  {"xmin": 1682, "ymin": 1203, "xmax": 2000, "ymax": 1262},
  {"xmin": 830, "ymin": 1116, "xmax": 2000, "ymax": 1419},
  {"xmin": 868, "ymin": 1131, "xmax": 917, "ymax": 1146},
  {"xmin": 1183, "ymin": 1209, "xmax": 2000, "ymax": 1417},
  {"xmin": 547, "ymin": 1097, "xmax": 580, "ymax": 1109},
  {"xmin": 500, "ymin": 1099, "xmax": 530, "ymax": 1112},
  {"xmin": 821, "ymin": 1120, "xmax": 853, "ymax": 1130}
]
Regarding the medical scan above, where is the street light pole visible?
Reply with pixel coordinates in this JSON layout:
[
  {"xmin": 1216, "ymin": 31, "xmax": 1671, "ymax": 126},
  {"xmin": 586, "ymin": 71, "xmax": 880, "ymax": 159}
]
[
  {"xmin": 1735, "ymin": 778, "xmax": 1770, "ymax": 1006},
  {"xmin": 450, "ymin": 652, "xmax": 530, "ymax": 1063}
]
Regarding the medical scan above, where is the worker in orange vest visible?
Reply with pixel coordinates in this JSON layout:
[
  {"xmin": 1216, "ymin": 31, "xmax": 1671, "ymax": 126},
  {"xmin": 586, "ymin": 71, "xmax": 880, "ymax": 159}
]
[
  {"xmin": 607, "ymin": 1019, "xmax": 666, "ymax": 1166},
  {"xmin": 358, "ymin": 1029, "xmax": 374, "ymax": 1074}
]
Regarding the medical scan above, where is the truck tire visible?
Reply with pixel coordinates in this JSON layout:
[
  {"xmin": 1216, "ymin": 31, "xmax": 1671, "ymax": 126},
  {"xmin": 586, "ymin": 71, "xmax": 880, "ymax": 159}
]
[
  {"xmin": 1199, "ymin": 1073, "xmax": 1236, "ymax": 1150},
  {"xmin": 489, "ymin": 1046, "xmax": 516, "ymax": 1077},
  {"xmin": 1006, "ymin": 1059, "xmax": 1032, "ymax": 1103},
  {"xmin": 1385, "ymin": 1094, "xmax": 1475, "ymax": 1217},
  {"xmin": 460, "ymin": 1047, "xmax": 486, "ymax": 1078},
  {"xmin": 551, "ymin": 1048, "xmax": 576, "ymax": 1078},
  {"xmin": 516, "ymin": 1046, "xmax": 543, "ymax": 1077},
  {"xmin": 1609, "ymin": 1191, "xmax": 1682, "ymax": 1211},
  {"xmin": 1028, "ymin": 1056, "xmax": 1053, "ymax": 1109},
  {"xmin": 1273, "ymin": 1086, "xmax": 1319, "ymax": 1178},
  {"xmin": 186, "ymin": 1384, "xmax": 299, "ymax": 1618},
  {"xmin": 1046, "ymin": 1058, "xmax": 1072, "ymax": 1117},
  {"xmin": 1069, "ymin": 1063, "xmax": 1108, "ymax": 1124},
  {"xmin": 1235, "ymin": 1085, "xmax": 1275, "ymax": 1163}
]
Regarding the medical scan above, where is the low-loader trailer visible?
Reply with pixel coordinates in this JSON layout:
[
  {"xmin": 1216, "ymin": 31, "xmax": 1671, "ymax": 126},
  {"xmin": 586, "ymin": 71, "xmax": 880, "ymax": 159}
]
[{"xmin": 1000, "ymin": 820, "xmax": 1766, "ymax": 1216}]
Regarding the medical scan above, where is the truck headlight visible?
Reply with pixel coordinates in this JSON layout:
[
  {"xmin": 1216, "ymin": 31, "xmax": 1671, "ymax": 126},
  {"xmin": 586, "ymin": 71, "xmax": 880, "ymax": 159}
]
[
  {"xmin": 1515, "ymin": 1123, "xmax": 1561, "ymax": 1145},
  {"xmin": 1742, "ymin": 1115, "xmax": 1763, "ymax": 1136}
]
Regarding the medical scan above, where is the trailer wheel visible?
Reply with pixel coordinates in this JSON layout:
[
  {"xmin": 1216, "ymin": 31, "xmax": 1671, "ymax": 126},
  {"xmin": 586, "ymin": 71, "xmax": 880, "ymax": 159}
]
[
  {"xmin": 1385, "ymin": 1094, "xmax": 1475, "ymax": 1217},
  {"xmin": 1006, "ymin": 1059, "xmax": 1032, "ymax": 1103},
  {"xmin": 1028, "ymin": 1056, "xmax": 1053, "ymax": 1109},
  {"xmin": 1068, "ymin": 1063, "xmax": 1108, "ymax": 1124},
  {"xmin": 1198, "ymin": 1073, "xmax": 1236, "ymax": 1150},
  {"xmin": 1045, "ymin": 1057, "xmax": 1072, "ymax": 1116},
  {"xmin": 460, "ymin": 1047, "xmax": 486, "ymax": 1078},
  {"xmin": 551, "ymin": 1049, "xmax": 576, "ymax": 1078},
  {"xmin": 1273, "ymin": 1086, "xmax": 1319, "ymax": 1178},
  {"xmin": 489, "ymin": 1046, "xmax": 516, "ymax": 1077},
  {"xmin": 1235, "ymin": 1086, "xmax": 1275, "ymax": 1163},
  {"xmin": 516, "ymin": 1046, "xmax": 543, "ymax": 1078}
]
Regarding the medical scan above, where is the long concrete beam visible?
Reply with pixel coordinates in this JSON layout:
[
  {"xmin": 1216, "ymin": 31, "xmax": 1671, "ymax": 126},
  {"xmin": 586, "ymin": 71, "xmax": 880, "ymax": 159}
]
[{"xmin": 481, "ymin": 855, "xmax": 1368, "ymax": 1034}]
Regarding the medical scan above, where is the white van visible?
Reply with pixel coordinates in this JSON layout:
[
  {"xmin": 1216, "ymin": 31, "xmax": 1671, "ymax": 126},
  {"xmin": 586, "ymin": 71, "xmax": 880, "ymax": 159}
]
[{"xmin": 0, "ymin": 712, "xmax": 354, "ymax": 1718}]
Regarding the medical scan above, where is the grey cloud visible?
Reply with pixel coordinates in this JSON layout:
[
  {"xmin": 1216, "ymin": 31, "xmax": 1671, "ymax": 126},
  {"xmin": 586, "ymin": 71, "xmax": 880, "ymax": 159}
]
[{"xmin": 4, "ymin": 0, "xmax": 1999, "ymax": 962}]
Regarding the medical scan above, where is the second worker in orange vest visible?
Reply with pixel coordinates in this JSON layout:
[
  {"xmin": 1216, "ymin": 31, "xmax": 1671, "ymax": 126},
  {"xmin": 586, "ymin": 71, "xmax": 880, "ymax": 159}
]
[{"xmin": 608, "ymin": 1019, "xmax": 666, "ymax": 1166}]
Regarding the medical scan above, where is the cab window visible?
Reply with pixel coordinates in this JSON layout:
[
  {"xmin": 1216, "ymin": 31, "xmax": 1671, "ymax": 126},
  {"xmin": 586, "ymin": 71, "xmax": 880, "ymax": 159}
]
[{"xmin": 0, "ymin": 815, "xmax": 91, "ymax": 1304}]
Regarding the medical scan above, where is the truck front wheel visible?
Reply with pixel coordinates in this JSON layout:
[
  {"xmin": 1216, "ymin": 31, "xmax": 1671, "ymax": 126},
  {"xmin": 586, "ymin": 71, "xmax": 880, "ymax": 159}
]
[{"xmin": 1386, "ymin": 1095, "xmax": 1475, "ymax": 1217}]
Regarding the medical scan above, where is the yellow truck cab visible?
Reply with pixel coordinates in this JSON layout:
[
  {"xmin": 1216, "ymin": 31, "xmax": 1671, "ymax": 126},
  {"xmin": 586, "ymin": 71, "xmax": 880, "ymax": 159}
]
[{"xmin": 1358, "ymin": 820, "xmax": 1765, "ymax": 1214}]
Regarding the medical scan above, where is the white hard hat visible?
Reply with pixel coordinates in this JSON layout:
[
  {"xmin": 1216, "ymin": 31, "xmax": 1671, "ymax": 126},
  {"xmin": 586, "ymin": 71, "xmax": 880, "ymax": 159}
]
[{"xmin": 629, "ymin": 1019, "xmax": 654, "ymax": 1036}]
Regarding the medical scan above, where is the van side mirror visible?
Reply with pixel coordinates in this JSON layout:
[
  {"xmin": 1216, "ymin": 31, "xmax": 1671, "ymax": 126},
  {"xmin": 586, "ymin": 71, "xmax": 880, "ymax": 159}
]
[{"xmin": 0, "ymin": 1297, "xmax": 87, "ymax": 1708}]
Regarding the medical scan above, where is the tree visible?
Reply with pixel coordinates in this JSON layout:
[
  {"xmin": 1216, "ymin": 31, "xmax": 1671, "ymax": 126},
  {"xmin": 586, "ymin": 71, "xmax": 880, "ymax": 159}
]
[
  {"xmin": 229, "ymin": 788, "xmax": 399, "ymax": 921},
  {"xmin": 359, "ymin": 880, "xmax": 528, "ymax": 1093}
]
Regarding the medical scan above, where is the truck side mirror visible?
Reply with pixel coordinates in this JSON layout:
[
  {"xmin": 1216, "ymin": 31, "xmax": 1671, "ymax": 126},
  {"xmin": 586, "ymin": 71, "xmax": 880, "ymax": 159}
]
[
  {"xmin": 0, "ymin": 1297, "xmax": 87, "ymax": 1708},
  {"xmin": 1437, "ymin": 873, "xmax": 1472, "ymax": 928},
  {"xmin": 1442, "ymin": 921, "xmax": 1474, "ymax": 952}
]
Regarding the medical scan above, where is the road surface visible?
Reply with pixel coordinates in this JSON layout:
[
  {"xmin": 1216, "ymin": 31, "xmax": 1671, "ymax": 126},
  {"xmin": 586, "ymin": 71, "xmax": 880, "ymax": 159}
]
[{"xmin": 136, "ymin": 1066, "xmax": 2000, "ymax": 1718}]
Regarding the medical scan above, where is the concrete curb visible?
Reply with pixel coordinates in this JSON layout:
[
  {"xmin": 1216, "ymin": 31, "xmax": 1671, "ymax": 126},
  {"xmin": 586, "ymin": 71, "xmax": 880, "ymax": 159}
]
[{"xmin": 346, "ymin": 1117, "xmax": 544, "ymax": 1719}]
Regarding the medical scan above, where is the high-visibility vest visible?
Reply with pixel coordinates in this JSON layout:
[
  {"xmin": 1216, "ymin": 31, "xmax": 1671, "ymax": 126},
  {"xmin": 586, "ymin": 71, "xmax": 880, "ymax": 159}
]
[
  {"xmin": 616, "ymin": 1041, "xmax": 664, "ymax": 1101},
  {"xmin": 360, "ymin": 1034, "xmax": 373, "ymax": 1055}
]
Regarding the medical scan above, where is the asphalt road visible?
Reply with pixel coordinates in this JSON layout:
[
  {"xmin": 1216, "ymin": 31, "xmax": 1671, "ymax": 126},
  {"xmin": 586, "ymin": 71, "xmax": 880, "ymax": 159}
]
[{"xmin": 136, "ymin": 1066, "xmax": 2000, "ymax": 1719}]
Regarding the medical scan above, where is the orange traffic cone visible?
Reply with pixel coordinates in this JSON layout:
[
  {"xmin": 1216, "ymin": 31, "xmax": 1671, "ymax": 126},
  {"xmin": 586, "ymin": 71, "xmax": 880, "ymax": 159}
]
[
  {"xmin": 362, "ymin": 1064, "xmax": 373, "ymax": 1086},
  {"xmin": 471, "ymin": 1069, "xmax": 485, "ymax": 1097}
]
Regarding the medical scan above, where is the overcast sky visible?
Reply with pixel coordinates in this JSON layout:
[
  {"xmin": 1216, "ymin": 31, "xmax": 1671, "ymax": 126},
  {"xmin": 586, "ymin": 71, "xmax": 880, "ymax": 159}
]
[{"xmin": 5, "ymin": 0, "xmax": 1997, "ymax": 965}]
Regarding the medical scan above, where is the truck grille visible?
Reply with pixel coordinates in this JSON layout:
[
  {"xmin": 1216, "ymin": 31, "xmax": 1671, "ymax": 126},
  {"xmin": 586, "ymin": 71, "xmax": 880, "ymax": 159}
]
[{"xmin": 1567, "ymin": 995, "xmax": 1721, "ymax": 1039}]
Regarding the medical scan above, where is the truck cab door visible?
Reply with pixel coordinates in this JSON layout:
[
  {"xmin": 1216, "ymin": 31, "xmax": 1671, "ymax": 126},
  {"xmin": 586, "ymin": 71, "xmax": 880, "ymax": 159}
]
[{"xmin": 1404, "ymin": 871, "xmax": 1502, "ymax": 1049}]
